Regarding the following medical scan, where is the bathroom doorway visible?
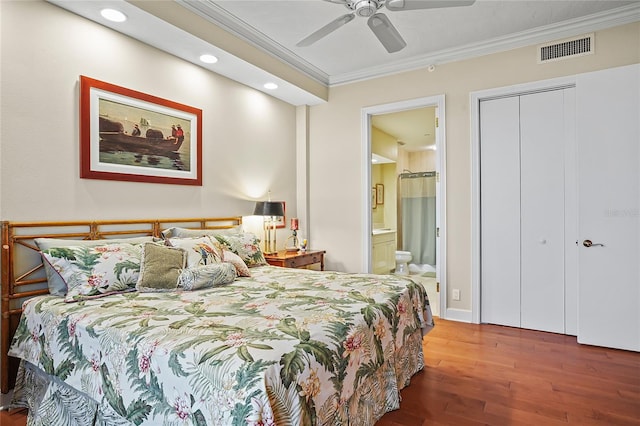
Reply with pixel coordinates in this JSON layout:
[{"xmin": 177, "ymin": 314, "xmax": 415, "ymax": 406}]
[{"xmin": 362, "ymin": 95, "xmax": 446, "ymax": 318}]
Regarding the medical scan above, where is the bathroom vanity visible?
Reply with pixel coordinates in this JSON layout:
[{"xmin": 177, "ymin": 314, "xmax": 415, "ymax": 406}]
[{"xmin": 372, "ymin": 229, "xmax": 396, "ymax": 274}]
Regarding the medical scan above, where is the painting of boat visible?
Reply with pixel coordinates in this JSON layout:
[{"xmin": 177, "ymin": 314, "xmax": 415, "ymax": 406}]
[{"xmin": 99, "ymin": 116, "xmax": 183, "ymax": 154}]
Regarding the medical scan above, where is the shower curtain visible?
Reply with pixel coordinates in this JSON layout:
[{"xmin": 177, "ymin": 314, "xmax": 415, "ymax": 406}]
[{"xmin": 398, "ymin": 171, "xmax": 437, "ymax": 266}]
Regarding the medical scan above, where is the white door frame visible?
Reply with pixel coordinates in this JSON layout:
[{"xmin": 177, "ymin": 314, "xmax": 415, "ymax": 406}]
[
  {"xmin": 470, "ymin": 76, "xmax": 577, "ymax": 324},
  {"xmin": 361, "ymin": 95, "xmax": 447, "ymax": 318}
]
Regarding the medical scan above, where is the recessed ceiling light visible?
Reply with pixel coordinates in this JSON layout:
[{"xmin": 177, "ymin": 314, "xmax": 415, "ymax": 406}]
[
  {"xmin": 263, "ymin": 82, "xmax": 278, "ymax": 90},
  {"xmin": 199, "ymin": 54, "xmax": 218, "ymax": 64},
  {"xmin": 100, "ymin": 8, "xmax": 127, "ymax": 23}
]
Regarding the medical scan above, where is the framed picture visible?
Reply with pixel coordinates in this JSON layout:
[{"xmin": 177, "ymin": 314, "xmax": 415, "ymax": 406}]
[
  {"xmin": 80, "ymin": 76, "xmax": 202, "ymax": 185},
  {"xmin": 372, "ymin": 187, "xmax": 377, "ymax": 209},
  {"xmin": 376, "ymin": 183, "xmax": 384, "ymax": 205}
]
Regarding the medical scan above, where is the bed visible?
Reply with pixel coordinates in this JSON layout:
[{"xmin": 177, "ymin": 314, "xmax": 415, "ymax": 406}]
[{"xmin": 1, "ymin": 217, "xmax": 433, "ymax": 425}]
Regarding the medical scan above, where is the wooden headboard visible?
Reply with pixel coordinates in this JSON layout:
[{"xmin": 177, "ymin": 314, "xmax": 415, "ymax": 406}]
[{"xmin": 0, "ymin": 216, "xmax": 242, "ymax": 394}]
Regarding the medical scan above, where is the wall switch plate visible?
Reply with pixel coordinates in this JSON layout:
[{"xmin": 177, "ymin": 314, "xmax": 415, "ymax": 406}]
[{"xmin": 452, "ymin": 289, "xmax": 461, "ymax": 301}]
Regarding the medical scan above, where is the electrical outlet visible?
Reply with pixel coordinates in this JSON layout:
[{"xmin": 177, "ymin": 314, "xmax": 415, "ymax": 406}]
[{"xmin": 452, "ymin": 289, "xmax": 461, "ymax": 301}]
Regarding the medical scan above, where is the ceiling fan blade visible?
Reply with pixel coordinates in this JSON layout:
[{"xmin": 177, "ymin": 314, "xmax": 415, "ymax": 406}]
[
  {"xmin": 385, "ymin": 0, "xmax": 475, "ymax": 11},
  {"xmin": 367, "ymin": 13, "xmax": 406, "ymax": 53},
  {"xmin": 296, "ymin": 13, "xmax": 355, "ymax": 47}
]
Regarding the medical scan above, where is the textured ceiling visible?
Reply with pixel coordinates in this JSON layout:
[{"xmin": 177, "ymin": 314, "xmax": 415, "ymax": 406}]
[{"xmin": 185, "ymin": 0, "xmax": 639, "ymax": 84}]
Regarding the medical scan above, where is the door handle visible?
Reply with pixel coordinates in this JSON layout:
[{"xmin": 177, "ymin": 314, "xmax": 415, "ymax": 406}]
[{"xmin": 583, "ymin": 239, "xmax": 605, "ymax": 247}]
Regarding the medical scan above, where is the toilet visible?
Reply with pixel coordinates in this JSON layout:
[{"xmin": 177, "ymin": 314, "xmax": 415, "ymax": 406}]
[{"xmin": 395, "ymin": 251, "xmax": 412, "ymax": 276}]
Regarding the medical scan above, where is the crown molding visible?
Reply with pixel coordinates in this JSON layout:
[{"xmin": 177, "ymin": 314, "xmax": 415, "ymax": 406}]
[
  {"xmin": 178, "ymin": 1, "xmax": 639, "ymax": 88},
  {"xmin": 330, "ymin": 3, "xmax": 640, "ymax": 85}
]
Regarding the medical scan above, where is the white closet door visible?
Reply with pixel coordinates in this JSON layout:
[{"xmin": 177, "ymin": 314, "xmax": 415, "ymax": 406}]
[
  {"xmin": 520, "ymin": 90, "xmax": 568, "ymax": 333},
  {"xmin": 480, "ymin": 96, "xmax": 521, "ymax": 327}
]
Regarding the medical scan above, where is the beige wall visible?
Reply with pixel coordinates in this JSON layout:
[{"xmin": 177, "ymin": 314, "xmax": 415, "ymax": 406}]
[
  {"xmin": 0, "ymin": 1, "xmax": 297, "ymax": 225},
  {"xmin": 308, "ymin": 22, "xmax": 640, "ymax": 311}
]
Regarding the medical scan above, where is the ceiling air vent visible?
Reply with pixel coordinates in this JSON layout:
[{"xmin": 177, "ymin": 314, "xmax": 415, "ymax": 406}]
[{"xmin": 538, "ymin": 34, "xmax": 594, "ymax": 64}]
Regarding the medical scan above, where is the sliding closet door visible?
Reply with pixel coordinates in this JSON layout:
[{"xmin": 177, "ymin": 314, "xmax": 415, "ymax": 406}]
[
  {"xmin": 480, "ymin": 96, "xmax": 521, "ymax": 327},
  {"xmin": 520, "ymin": 90, "xmax": 569, "ymax": 333}
]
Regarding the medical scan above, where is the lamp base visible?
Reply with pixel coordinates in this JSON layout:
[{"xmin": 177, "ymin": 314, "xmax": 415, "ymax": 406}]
[{"xmin": 263, "ymin": 218, "xmax": 278, "ymax": 255}]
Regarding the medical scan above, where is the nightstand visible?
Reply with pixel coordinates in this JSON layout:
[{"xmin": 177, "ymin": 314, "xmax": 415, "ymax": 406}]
[{"xmin": 264, "ymin": 250, "xmax": 326, "ymax": 271}]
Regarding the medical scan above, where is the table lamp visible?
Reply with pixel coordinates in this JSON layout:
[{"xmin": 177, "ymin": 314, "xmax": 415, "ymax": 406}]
[{"xmin": 253, "ymin": 196, "xmax": 284, "ymax": 254}]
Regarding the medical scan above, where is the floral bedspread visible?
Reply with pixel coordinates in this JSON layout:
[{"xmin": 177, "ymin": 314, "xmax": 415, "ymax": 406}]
[{"xmin": 9, "ymin": 266, "xmax": 433, "ymax": 426}]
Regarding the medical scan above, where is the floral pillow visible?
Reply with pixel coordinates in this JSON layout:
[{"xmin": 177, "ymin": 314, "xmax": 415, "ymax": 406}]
[
  {"xmin": 166, "ymin": 236, "xmax": 222, "ymax": 268},
  {"xmin": 36, "ymin": 236, "xmax": 155, "ymax": 297},
  {"xmin": 214, "ymin": 233, "xmax": 267, "ymax": 267},
  {"xmin": 165, "ymin": 236, "xmax": 251, "ymax": 276},
  {"xmin": 222, "ymin": 250, "xmax": 251, "ymax": 277},
  {"xmin": 41, "ymin": 243, "xmax": 143, "ymax": 302}
]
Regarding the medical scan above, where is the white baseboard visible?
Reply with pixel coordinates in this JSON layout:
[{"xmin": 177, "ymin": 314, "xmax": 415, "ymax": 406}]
[{"xmin": 444, "ymin": 308, "xmax": 472, "ymax": 323}]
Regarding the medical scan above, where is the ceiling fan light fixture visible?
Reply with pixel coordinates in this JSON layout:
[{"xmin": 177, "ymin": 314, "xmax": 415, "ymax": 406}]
[
  {"xmin": 352, "ymin": 0, "xmax": 382, "ymax": 17},
  {"xmin": 302, "ymin": 0, "xmax": 473, "ymax": 52}
]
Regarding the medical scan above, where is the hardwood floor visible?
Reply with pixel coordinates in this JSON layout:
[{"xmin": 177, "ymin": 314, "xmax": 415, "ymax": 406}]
[
  {"xmin": 378, "ymin": 318, "xmax": 640, "ymax": 425},
  {"xmin": 1, "ymin": 318, "xmax": 638, "ymax": 425},
  {"xmin": 0, "ymin": 407, "xmax": 26, "ymax": 426}
]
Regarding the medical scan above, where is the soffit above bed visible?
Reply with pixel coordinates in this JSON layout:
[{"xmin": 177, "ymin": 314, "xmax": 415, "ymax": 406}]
[{"xmin": 47, "ymin": 0, "xmax": 327, "ymax": 106}]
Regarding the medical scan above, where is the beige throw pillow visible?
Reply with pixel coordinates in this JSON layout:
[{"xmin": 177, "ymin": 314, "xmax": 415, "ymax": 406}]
[{"xmin": 136, "ymin": 243, "xmax": 187, "ymax": 292}]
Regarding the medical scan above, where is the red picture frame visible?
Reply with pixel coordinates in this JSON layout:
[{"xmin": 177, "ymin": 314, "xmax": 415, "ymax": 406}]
[{"xmin": 80, "ymin": 76, "xmax": 202, "ymax": 185}]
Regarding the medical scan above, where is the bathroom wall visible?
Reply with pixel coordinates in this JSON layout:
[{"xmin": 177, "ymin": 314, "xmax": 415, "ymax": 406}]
[
  {"xmin": 408, "ymin": 150, "xmax": 437, "ymax": 173},
  {"xmin": 371, "ymin": 164, "xmax": 385, "ymax": 227},
  {"xmin": 371, "ymin": 126, "xmax": 398, "ymax": 230},
  {"xmin": 372, "ymin": 165, "xmax": 398, "ymax": 231},
  {"xmin": 371, "ymin": 127, "xmax": 397, "ymax": 160},
  {"xmin": 381, "ymin": 163, "xmax": 396, "ymax": 230}
]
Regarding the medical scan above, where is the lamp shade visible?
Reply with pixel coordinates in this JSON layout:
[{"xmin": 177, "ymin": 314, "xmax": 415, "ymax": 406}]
[{"xmin": 253, "ymin": 201, "xmax": 284, "ymax": 217}]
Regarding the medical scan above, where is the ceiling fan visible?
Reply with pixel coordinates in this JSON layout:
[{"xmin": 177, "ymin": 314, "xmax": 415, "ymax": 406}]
[{"xmin": 296, "ymin": 0, "xmax": 475, "ymax": 53}]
